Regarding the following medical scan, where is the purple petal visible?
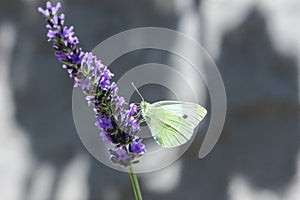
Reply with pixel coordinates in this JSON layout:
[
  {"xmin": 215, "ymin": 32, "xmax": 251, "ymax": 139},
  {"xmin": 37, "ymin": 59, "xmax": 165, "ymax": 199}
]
[
  {"xmin": 46, "ymin": 1, "xmax": 52, "ymax": 10},
  {"xmin": 52, "ymin": 2, "xmax": 61, "ymax": 14},
  {"xmin": 129, "ymin": 103, "xmax": 137, "ymax": 116},
  {"xmin": 38, "ymin": 7, "xmax": 49, "ymax": 17}
]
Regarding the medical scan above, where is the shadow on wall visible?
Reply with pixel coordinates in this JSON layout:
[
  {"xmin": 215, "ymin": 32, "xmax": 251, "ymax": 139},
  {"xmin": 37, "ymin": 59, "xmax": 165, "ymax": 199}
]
[
  {"xmin": 141, "ymin": 7, "xmax": 300, "ymax": 200},
  {"xmin": 182, "ymin": 7, "xmax": 299, "ymax": 200},
  {"xmin": 7, "ymin": 0, "xmax": 300, "ymax": 199},
  {"xmin": 218, "ymin": 7, "xmax": 299, "ymax": 192}
]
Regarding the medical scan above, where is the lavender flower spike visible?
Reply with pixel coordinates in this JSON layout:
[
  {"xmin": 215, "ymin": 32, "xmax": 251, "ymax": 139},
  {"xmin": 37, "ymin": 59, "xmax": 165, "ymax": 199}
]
[
  {"xmin": 38, "ymin": 1, "xmax": 83, "ymax": 78},
  {"xmin": 38, "ymin": 1, "xmax": 146, "ymax": 167},
  {"xmin": 38, "ymin": 2, "xmax": 61, "ymax": 17}
]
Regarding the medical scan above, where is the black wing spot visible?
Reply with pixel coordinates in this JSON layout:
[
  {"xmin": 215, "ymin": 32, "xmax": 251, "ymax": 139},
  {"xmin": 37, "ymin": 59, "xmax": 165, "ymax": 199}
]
[{"xmin": 182, "ymin": 114, "xmax": 188, "ymax": 119}]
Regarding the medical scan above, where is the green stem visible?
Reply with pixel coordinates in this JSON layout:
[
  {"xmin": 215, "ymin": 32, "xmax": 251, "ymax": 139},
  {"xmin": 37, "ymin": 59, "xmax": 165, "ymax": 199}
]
[{"xmin": 129, "ymin": 166, "xmax": 143, "ymax": 200}]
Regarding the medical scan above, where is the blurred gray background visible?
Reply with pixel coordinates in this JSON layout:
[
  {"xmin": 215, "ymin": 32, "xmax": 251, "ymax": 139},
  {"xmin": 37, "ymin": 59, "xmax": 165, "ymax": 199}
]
[{"xmin": 0, "ymin": 0, "xmax": 299, "ymax": 200}]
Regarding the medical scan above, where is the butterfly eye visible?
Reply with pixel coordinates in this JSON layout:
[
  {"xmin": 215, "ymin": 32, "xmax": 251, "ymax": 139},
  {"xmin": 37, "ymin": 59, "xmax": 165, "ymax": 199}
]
[{"xmin": 182, "ymin": 114, "xmax": 188, "ymax": 119}]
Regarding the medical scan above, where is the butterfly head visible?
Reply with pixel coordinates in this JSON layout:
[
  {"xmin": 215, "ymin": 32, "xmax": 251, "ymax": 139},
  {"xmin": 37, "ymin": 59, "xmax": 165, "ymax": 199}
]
[
  {"xmin": 140, "ymin": 101, "xmax": 149, "ymax": 112},
  {"xmin": 140, "ymin": 101, "xmax": 152, "ymax": 119}
]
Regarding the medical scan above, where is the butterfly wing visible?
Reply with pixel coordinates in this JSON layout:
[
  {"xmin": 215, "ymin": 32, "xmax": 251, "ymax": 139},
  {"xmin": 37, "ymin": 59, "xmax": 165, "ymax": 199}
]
[
  {"xmin": 144, "ymin": 101, "xmax": 207, "ymax": 148},
  {"xmin": 152, "ymin": 101, "xmax": 207, "ymax": 129},
  {"xmin": 145, "ymin": 107, "xmax": 193, "ymax": 147}
]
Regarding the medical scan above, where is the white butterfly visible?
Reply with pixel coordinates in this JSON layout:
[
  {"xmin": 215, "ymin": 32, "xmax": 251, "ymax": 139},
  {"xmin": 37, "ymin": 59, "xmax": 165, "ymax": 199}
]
[{"xmin": 132, "ymin": 83, "xmax": 207, "ymax": 148}]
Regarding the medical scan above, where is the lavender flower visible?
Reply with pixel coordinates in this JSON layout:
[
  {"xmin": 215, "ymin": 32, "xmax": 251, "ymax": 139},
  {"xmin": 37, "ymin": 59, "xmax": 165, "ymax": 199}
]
[
  {"xmin": 129, "ymin": 103, "xmax": 137, "ymax": 116},
  {"xmin": 100, "ymin": 131, "xmax": 112, "ymax": 145},
  {"xmin": 110, "ymin": 148, "xmax": 132, "ymax": 167},
  {"xmin": 38, "ymin": 1, "xmax": 146, "ymax": 167},
  {"xmin": 100, "ymin": 67, "xmax": 114, "ymax": 90},
  {"xmin": 38, "ymin": 1, "xmax": 83, "ymax": 78},
  {"xmin": 74, "ymin": 52, "xmax": 105, "ymax": 94},
  {"xmin": 130, "ymin": 138, "xmax": 147, "ymax": 155},
  {"xmin": 38, "ymin": 2, "xmax": 61, "ymax": 17},
  {"xmin": 96, "ymin": 116, "xmax": 113, "ymax": 131}
]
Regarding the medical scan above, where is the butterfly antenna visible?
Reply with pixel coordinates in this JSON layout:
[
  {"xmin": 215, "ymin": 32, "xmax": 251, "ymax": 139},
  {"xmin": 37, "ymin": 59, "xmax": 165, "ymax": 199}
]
[{"xmin": 131, "ymin": 82, "xmax": 144, "ymax": 101}]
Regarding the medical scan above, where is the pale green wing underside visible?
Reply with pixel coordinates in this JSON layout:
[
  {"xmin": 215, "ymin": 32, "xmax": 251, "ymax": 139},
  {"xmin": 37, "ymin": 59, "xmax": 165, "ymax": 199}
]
[
  {"xmin": 145, "ymin": 101, "xmax": 207, "ymax": 148},
  {"xmin": 152, "ymin": 101, "xmax": 207, "ymax": 129}
]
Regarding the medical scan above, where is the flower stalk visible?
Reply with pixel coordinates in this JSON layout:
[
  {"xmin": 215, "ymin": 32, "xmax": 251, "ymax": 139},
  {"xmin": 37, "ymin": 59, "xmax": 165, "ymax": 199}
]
[{"xmin": 129, "ymin": 166, "xmax": 143, "ymax": 200}]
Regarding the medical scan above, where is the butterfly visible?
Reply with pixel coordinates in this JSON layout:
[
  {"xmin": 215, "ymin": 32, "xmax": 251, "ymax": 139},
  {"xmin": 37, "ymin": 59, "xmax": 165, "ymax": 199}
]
[{"xmin": 132, "ymin": 83, "xmax": 207, "ymax": 148}]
